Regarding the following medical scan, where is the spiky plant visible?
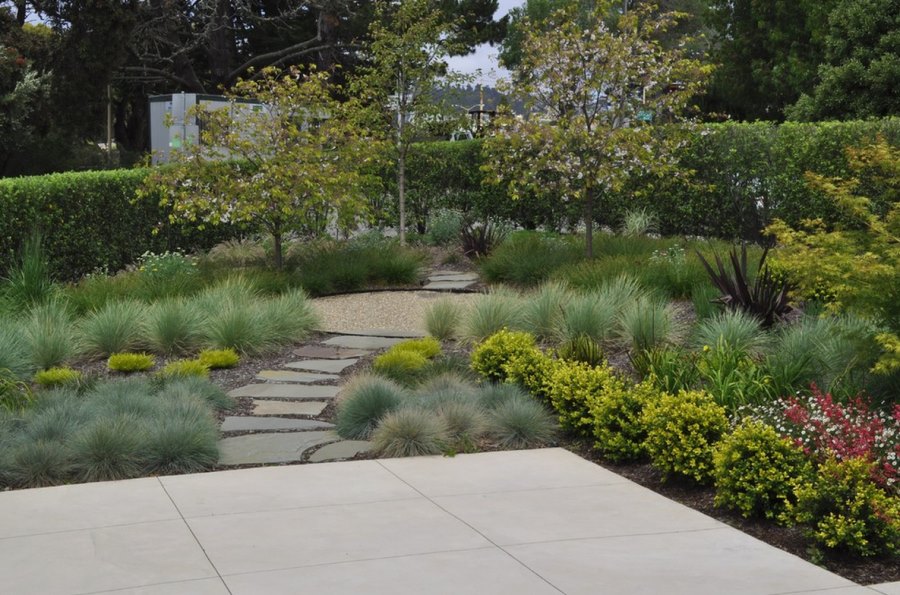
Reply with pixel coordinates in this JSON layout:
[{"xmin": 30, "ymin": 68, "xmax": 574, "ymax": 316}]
[
  {"xmin": 617, "ymin": 297, "xmax": 680, "ymax": 354},
  {"xmin": 79, "ymin": 300, "xmax": 147, "ymax": 358},
  {"xmin": 143, "ymin": 299, "xmax": 205, "ymax": 355},
  {"xmin": 693, "ymin": 310, "xmax": 769, "ymax": 357},
  {"xmin": 22, "ymin": 297, "xmax": 79, "ymax": 369},
  {"xmin": 524, "ymin": 281, "xmax": 570, "ymax": 341},
  {"xmin": 70, "ymin": 415, "xmax": 145, "ymax": 482},
  {"xmin": 335, "ymin": 374, "xmax": 407, "ymax": 440},
  {"xmin": 424, "ymin": 298, "xmax": 464, "ymax": 341},
  {"xmin": 372, "ymin": 409, "xmax": 448, "ymax": 457},
  {"xmin": 461, "ymin": 289, "xmax": 524, "ymax": 343},
  {"xmin": 559, "ymin": 292, "xmax": 619, "ymax": 344},
  {"xmin": 487, "ymin": 397, "xmax": 557, "ymax": 449}
]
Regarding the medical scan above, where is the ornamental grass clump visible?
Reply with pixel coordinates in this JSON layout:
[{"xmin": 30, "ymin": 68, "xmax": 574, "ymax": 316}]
[
  {"xmin": 22, "ymin": 297, "xmax": 79, "ymax": 370},
  {"xmin": 373, "ymin": 350, "xmax": 429, "ymax": 385},
  {"xmin": 80, "ymin": 300, "xmax": 147, "ymax": 358},
  {"xmin": 523, "ymin": 281, "xmax": 570, "ymax": 341},
  {"xmin": 487, "ymin": 396, "xmax": 557, "ymax": 449},
  {"xmin": 559, "ymin": 292, "xmax": 619, "ymax": 345},
  {"xmin": 461, "ymin": 290, "xmax": 524, "ymax": 343},
  {"xmin": 197, "ymin": 348, "xmax": 240, "ymax": 369},
  {"xmin": 143, "ymin": 299, "xmax": 205, "ymax": 355},
  {"xmin": 713, "ymin": 420, "xmax": 811, "ymax": 520},
  {"xmin": 108, "ymin": 352, "xmax": 156, "ymax": 373},
  {"xmin": 642, "ymin": 389, "xmax": 729, "ymax": 485},
  {"xmin": 424, "ymin": 298, "xmax": 464, "ymax": 341},
  {"xmin": 372, "ymin": 409, "xmax": 448, "ymax": 458},
  {"xmin": 0, "ymin": 321, "xmax": 31, "ymax": 379},
  {"xmin": 335, "ymin": 374, "xmax": 407, "ymax": 440},
  {"xmin": 435, "ymin": 400, "xmax": 488, "ymax": 451},
  {"xmin": 70, "ymin": 415, "xmax": 145, "ymax": 482},
  {"xmin": 159, "ymin": 359, "xmax": 209, "ymax": 379}
]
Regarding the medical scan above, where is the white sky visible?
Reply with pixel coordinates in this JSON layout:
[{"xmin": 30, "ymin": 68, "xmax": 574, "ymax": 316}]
[{"xmin": 445, "ymin": 0, "xmax": 523, "ymax": 86}]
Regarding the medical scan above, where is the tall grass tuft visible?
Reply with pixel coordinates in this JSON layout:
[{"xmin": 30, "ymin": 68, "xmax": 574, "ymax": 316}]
[
  {"xmin": 79, "ymin": 300, "xmax": 147, "ymax": 358},
  {"xmin": 617, "ymin": 297, "xmax": 680, "ymax": 354},
  {"xmin": 693, "ymin": 310, "xmax": 769, "ymax": 356},
  {"xmin": 201, "ymin": 301, "xmax": 267, "ymax": 354},
  {"xmin": 461, "ymin": 289, "xmax": 524, "ymax": 343},
  {"xmin": 478, "ymin": 383, "xmax": 532, "ymax": 410},
  {"xmin": 159, "ymin": 376, "xmax": 235, "ymax": 411},
  {"xmin": 620, "ymin": 208, "xmax": 658, "ymax": 237},
  {"xmin": 487, "ymin": 397, "xmax": 557, "ymax": 449},
  {"xmin": 258, "ymin": 288, "xmax": 320, "ymax": 346},
  {"xmin": 141, "ymin": 414, "xmax": 219, "ymax": 474},
  {"xmin": 691, "ymin": 283, "xmax": 721, "ymax": 320},
  {"xmin": 22, "ymin": 297, "xmax": 79, "ymax": 369},
  {"xmin": 524, "ymin": 281, "xmax": 570, "ymax": 341},
  {"xmin": 372, "ymin": 409, "xmax": 448, "ymax": 457},
  {"xmin": 335, "ymin": 375, "xmax": 407, "ymax": 440},
  {"xmin": 70, "ymin": 416, "xmax": 145, "ymax": 482},
  {"xmin": 558, "ymin": 291, "xmax": 619, "ymax": 344},
  {"xmin": 480, "ymin": 232, "xmax": 583, "ymax": 287},
  {"xmin": 424, "ymin": 298, "xmax": 464, "ymax": 341},
  {"xmin": 8, "ymin": 440, "xmax": 72, "ymax": 488},
  {"xmin": 143, "ymin": 299, "xmax": 205, "ymax": 355},
  {"xmin": 2, "ymin": 232, "xmax": 56, "ymax": 311},
  {"xmin": 0, "ymin": 321, "xmax": 31, "ymax": 379}
]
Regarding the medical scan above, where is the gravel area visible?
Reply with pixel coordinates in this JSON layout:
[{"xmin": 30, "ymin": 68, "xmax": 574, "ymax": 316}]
[{"xmin": 312, "ymin": 290, "xmax": 478, "ymax": 333}]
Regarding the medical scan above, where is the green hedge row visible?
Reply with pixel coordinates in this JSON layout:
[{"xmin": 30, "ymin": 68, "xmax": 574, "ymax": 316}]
[
  {"xmin": 2, "ymin": 118, "xmax": 897, "ymax": 280},
  {"xmin": 0, "ymin": 169, "xmax": 237, "ymax": 280}
]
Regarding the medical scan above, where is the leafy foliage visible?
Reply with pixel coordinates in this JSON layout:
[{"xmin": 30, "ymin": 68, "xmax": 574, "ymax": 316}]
[
  {"xmin": 470, "ymin": 329, "xmax": 541, "ymax": 383},
  {"xmin": 588, "ymin": 378, "xmax": 661, "ymax": 463},
  {"xmin": 546, "ymin": 360, "xmax": 619, "ymax": 438}
]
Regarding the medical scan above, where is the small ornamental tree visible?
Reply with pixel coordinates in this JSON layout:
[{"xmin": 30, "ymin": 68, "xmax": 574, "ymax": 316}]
[
  {"xmin": 352, "ymin": 0, "xmax": 467, "ymax": 244},
  {"xmin": 143, "ymin": 67, "xmax": 382, "ymax": 269},
  {"xmin": 483, "ymin": 2, "xmax": 710, "ymax": 257}
]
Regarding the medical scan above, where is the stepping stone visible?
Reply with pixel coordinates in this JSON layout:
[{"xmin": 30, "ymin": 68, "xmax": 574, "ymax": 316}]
[
  {"xmin": 229, "ymin": 384, "xmax": 340, "ymax": 400},
  {"xmin": 252, "ymin": 399, "xmax": 329, "ymax": 416},
  {"xmin": 218, "ymin": 431, "xmax": 337, "ymax": 465},
  {"xmin": 256, "ymin": 370, "xmax": 339, "ymax": 383},
  {"xmin": 428, "ymin": 273, "xmax": 479, "ymax": 282},
  {"xmin": 319, "ymin": 329, "xmax": 425, "ymax": 339},
  {"xmin": 284, "ymin": 359, "xmax": 358, "ymax": 374},
  {"xmin": 308, "ymin": 440, "xmax": 373, "ymax": 463},
  {"xmin": 220, "ymin": 416, "xmax": 334, "ymax": 432},
  {"xmin": 430, "ymin": 270, "xmax": 467, "ymax": 276},
  {"xmin": 293, "ymin": 345, "xmax": 372, "ymax": 360},
  {"xmin": 322, "ymin": 335, "xmax": 405, "ymax": 350},
  {"xmin": 423, "ymin": 280, "xmax": 476, "ymax": 290}
]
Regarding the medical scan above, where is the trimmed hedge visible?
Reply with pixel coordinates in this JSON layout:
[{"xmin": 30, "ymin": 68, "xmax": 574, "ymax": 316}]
[
  {"xmin": 0, "ymin": 168, "xmax": 238, "ymax": 280},
  {"xmin": 3, "ymin": 119, "xmax": 898, "ymax": 280}
]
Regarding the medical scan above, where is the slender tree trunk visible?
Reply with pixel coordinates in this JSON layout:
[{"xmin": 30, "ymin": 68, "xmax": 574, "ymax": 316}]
[
  {"xmin": 398, "ymin": 149, "xmax": 406, "ymax": 245},
  {"xmin": 271, "ymin": 223, "xmax": 283, "ymax": 270},
  {"xmin": 584, "ymin": 185, "xmax": 594, "ymax": 258}
]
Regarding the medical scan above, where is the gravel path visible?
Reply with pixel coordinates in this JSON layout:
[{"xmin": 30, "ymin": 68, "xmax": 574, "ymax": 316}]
[{"xmin": 312, "ymin": 290, "xmax": 478, "ymax": 333}]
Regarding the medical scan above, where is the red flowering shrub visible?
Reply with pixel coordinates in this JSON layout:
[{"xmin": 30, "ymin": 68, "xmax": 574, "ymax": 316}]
[{"xmin": 747, "ymin": 385, "xmax": 900, "ymax": 494}]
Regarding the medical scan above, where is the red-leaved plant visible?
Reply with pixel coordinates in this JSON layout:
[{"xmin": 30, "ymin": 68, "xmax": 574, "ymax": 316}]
[{"xmin": 747, "ymin": 385, "xmax": 899, "ymax": 493}]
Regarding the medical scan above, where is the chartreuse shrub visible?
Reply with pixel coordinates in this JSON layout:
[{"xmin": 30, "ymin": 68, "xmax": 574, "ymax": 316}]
[
  {"xmin": 546, "ymin": 360, "xmax": 618, "ymax": 438},
  {"xmin": 373, "ymin": 338, "xmax": 442, "ymax": 386},
  {"xmin": 588, "ymin": 378, "xmax": 661, "ymax": 463},
  {"xmin": 372, "ymin": 409, "xmax": 449, "ymax": 458},
  {"xmin": 393, "ymin": 337, "xmax": 442, "ymax": 359},
  {"xmin": 197, "ymin": 348, "xmax": 240, "ymax": 369},
  {"xmin": 713, "ymin": 420, "xmax": 811, "ymax": 520},
  {"xmin": 335, "ymin": 374, "xmax": 407, "ymax": 440},
  {"xmin": 108, "ymin": 353, "xmax": 156, "ymax": 373},
  {"xmin": 34, "ymin": 367, "xmax": 83, "ymax": 388},
  {"xmin": 783, "ymin": 457, "xmax": 900, "ymax": 557},
  {"xmin": 642, "ymin": 390, "xmax": 729, "ymax": 484},
  {"xmin": 471, "ymin": 329, "xmax": 542, "ymax": 383},
  {"xmin": 159, "ymin": 359, "xmax": 209, "ymax": 379},
  {"xmin": 503, "ymin": 347, "xmax": 558, "ymax": 403},
  {"xmin": 424, "ymin": 298, "xmax": 464, "ymax": 341}
]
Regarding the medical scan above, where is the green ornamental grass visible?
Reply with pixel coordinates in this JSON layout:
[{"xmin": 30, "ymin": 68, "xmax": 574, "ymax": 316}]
[
  {"xmin": 487, "ymin": 397, "xmax": 557, "ymax": 449},
  {"xmin": 372, "ymin": 409, "xmax": 448, "ymax": 458},
  {"xmin": 335, "ymin": 375, "xmax": 406, "ymax": 440},
  {"xmin": 197, "ymin": 348, "xmax": 240, "ymax": 369},
  {"xmin": 34, "ymin": 367, "xmax": 83, "ymax": 388},
  {"xmin": 80, "ymin": 300, "xmax": 147, "ymax": 358},
  {"xmin": 159, "ymin": 359, "xmax": 210, "ymax": 379},
  {"xmin": 424, "ymin": 298, "xmax": 464, "ymax": 341},
  {"xmin": 108, "ymin": 352, "xmax": 156, "ymax": 373}
]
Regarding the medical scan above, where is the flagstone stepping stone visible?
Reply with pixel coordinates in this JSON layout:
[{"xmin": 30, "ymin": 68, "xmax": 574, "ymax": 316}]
[
  {"xmin": 293, "ymin": 345, "xmax": 372, "ymax": 360},
  {"xmin": 284, "ymin": 359, "xmax": 358, "ymax": 374},
  {"xmin": 430, "ymin": 270, "xmax": 467, "ymax": 276},
  {"xmin": 307, "ymin": 440, "xmax": 373, "ymax": 463},
  {"xmin": 428, "ymin": 273, "xmax": 479, "ymax": 282},
  {"xmin": 423, "ymin": 280, "xmax": 476, "ymax": 290},
  {"xmin": 256, "ymin": 370, "xmax": 340, "ymax": 383},
  {"xmin": 218, "ymin": 431, "xmax": 337, "ymax": 465},
  {"xmin": 322, "ymin": 335, "xmax": 405, "ymax": 350},
  {"xmin": 252, "ymin": 399, "xmax": 329, "ymax": 416},
  {"xmin": 220, "ymin": 416, "xmax": 335, "ymax": 432},
  {"xmin": 229, "ymin": 384, "xmax": 340, "ymax": 400}
]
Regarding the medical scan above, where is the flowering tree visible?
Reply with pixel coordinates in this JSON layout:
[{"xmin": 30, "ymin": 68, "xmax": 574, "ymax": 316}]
[
  {"xmin": 143, "ymin": 66, "xmax": 382, "ymax": 269},
  {"xmin": 484, "ymin": 2, "xmax": 710, "ymax": 257}
]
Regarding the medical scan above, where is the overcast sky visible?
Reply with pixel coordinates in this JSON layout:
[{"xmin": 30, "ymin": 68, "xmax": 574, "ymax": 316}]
[{"xmin": 445, "ymin": 0, "xmax": 523, "ymax": 86}]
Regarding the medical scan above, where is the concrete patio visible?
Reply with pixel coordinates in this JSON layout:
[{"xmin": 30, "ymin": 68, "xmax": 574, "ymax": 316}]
[{"xmin": 1, "ymin": 448, "xmax": 897, "ymax": 595}]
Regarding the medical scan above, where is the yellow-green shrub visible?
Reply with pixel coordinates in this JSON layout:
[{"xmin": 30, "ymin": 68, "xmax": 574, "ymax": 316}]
[
  {"xmin": 197, "ymin": 348, "xmax": 240, "ymax": 369},
  {"xmin": 503, "ymin": 349, "xmax": 559, "ymax": 403},
  {"xmin": 783, "ymin": 457, "xmax": 900, "ymax": 557},
  {"xmin": 108, "ymin": 353, "xmax": 156, "ymax": 373},
  {"xmin": 373, "ymin": 350, "xmax": 429, "ymax": 384},
  {"xmin": 33, "ymin": 367, "xmax": 83, "ymax": 388},
  {"xmin": 588, "ymin": 378, "xmax": 660, "ymax": 462},
  {"xmin": 471, "ymin": 329, "xmax": 542, "ymax": 382},
  {"xmin": 546, "ymin": 360, "xmax": 618, "ymax": 438},
  {"xmin": 392, "ymin": 337, "xmax": 442, "ymax": 359},
  {"xmin": 159, "ymin": 359, "xmax": 209, "ymax": 379},
  {"xmin": 642, "ymin": 389, "xmax": 729, "ymax": 484},
  {"xmin": 713, "ymin": 420, "xmax": 810, "ymax": 520}
]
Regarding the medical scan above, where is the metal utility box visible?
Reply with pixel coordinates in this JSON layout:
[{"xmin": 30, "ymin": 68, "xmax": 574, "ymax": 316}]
[{"xmin": 148, "ymin": 93, "xmax": 265, "ymax": 164}]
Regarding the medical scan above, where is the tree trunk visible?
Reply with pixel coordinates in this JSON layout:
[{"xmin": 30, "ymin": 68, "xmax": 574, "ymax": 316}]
[
  {"xmin": 584, "ymin": 186, "xmax": 594, "ymax": 258},
  {"xmin": 272, "ymin": 224, "xmax": 283, "ymax": 270},
  {"xmin": 398, "ymin": 149, "xmax": 406, "ymax": 245}
]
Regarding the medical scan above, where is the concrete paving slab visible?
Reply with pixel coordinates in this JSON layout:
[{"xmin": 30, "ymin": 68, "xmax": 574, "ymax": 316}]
[
  {"xmin": 873, "ymin": 583, "xmax": 900, "ymax": 595},
  {"xmin": 186, "ymin": 499, "xmax": 491, "ymax": 576},
  {"xmin": 223, "ymin": 548, "xmax": 560, "ymax": 595},
  {"xmin": 506, "ymin": 529, "xmax": 853, "ymax": 595},
  {"xmin": 255, "ymin": 370, "xmax": 339, "ymax": 383},
  {"xmin": 308, "ymin": 440, "xmax": 373, "ymax": 462},
  {"xmin": 220, "ymin": 416, "xmax": 334, "ymax": 432},
  {"xmin": 292, "ymin": 345, "xmax": 372, "ymax": 359},
  {"xmin": 428, "ymin": 273, "xmax": 479, "ymax": 282},
  {"xmin": 229, "ymin": 383, "xmax": 339, "ymax": 400},
  {"xmin": 251, "ymin": 399, "xmax": 328, "ymax": 416},
  {"xmin": 422, "ymin": 280, "xmax": 475, "ymax": 290},
  {"xmin": 0, "ymin": 477, "xmax": 178, "ymax": 539},
  {"xmin": 217, "ymin": 431, "xmax": 337, "ymax": 465},
  {"xmin": 284, "ymin": 358, "xmax": 358, "ymax": 373},
  {"xmin": 91, "ymin": 578, "xmax": 231, "ymax": 594},
  {"xmin": 379, "ymin": 448, "xmax": 627, "ymax": 496},
  {"xmin": 792, "ymin": 589, "xmax": 884, "ymax": 595},
  {"xmin": 322, "ymin": 335, "xmax": 405, "ymax": 349},
  {"xmin": 433, "ymin": 482, "xmax": 721, "ymax": 545},
  {"xmin": 0, "ymin": 520, "xmax": 216, "ymax": 595},
  {"xmin": 160, "ymin": 461, "xmax": 419, "ymax": 518}
]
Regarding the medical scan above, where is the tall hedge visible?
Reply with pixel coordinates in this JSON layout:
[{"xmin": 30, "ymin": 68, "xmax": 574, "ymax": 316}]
[{"xmin": 0, "ymin": 169, "xmax": 237, "ymax": 280}]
